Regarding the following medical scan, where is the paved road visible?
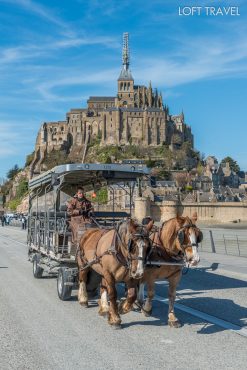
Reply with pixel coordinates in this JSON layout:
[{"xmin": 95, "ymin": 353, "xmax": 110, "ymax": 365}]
[{"xmin": 0, "ymin": 226, "xmax": 246, "ymax": 370}]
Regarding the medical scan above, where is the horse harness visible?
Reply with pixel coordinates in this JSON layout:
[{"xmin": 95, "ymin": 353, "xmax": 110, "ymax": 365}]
[
  {"xmin": 144, "ymin": 221, "xmax": 200, "ymax": 268},
  {"xmin": 79, "ymin": 224, "xmax": 150, "ymax": 272}
]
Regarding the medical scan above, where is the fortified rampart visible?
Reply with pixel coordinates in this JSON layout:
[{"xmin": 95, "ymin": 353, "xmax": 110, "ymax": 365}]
[{"xmin": 135, "ymin": 198, "xmax": 247, "ymax": 223}]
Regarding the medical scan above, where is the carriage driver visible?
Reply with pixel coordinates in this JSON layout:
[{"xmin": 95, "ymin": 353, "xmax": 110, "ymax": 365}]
[{"xmin": 67, "ymin": 187, "xmax": 93, "ymax": 220}]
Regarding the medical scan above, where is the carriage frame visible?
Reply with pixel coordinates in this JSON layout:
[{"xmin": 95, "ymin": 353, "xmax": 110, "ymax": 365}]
[{"xmin": 27, "ymin": 163, "xmax": 150, "ymax": 300}]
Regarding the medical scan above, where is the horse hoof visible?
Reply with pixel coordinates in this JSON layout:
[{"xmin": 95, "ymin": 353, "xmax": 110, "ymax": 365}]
[
  {"xmin": 168, "ymin": 320, "xmax": 181, "ymax": 328},
  {"xmin": 142, "ymin": 308, "xmax": 152, "ymax": 317},
  {"xmin": 80, "ymin": 302, "xmax": 88, "ymax": 308}
]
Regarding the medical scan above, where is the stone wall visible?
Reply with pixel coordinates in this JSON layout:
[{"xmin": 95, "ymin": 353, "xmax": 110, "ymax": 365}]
[
  {"xmin": 134, "ymin": 197, "xmax": 247, "ymax": 223},
  {"xmin": 179, "ymin": 202, "xmax": 247, "ymax": 222}
]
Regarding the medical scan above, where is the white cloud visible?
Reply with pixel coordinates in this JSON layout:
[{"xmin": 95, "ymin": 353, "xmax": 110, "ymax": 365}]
[
  {"xmin": 134, "ymin": 34, "xmax": 247, "ymax": 88},
  {"xmin": 35, "ymin": 68, "xmax": 119, "ymax": 101},
  {"xmin": 0, "ymin": 35, "xmax": 119, "ymax": 65},
  {"xmin": 0, "ymin": 121, "xmax": 37, "ymax": 158},
  {"xmin": 0, "ymin": 0, "xmax": 74, "ymax": 37}
]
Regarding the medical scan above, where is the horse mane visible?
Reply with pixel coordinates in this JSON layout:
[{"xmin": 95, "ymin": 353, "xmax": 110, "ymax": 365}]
[
  {"xmin": 79, "ymin": 229, "xmax": 99, "ymax": 249},
  {"xmin": 161, "ymin": 216, "xmax": 188, "ymax": 250},
  {"xmin": 117, "ymin": 218, "xmax": 140, "ymax": 244},
  {"xmin": 117, "ymin": 219, "xmax": 131, "ymax": 242}
]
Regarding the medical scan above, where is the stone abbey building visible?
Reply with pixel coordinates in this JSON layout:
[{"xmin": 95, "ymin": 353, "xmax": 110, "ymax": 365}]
[{"xmin": 31, "ymin": 33, "xmax": 193, "ymax": 173}]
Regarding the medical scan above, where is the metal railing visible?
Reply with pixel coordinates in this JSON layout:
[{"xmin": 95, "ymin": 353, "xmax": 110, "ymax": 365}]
[{"xmin": 199, "ymin": 229, "xmax": 247, "ymax": 257}]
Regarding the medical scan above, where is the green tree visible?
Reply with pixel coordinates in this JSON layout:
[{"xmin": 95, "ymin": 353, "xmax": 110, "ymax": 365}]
[
  {"xmin": 16, "ymin": 177, "xmax": 28, "ymax": 198},
  {"xmin": 25, "ymin": 152, "xmax": 35, "ymax": 167},
  {"xmin": 91, "ymin": 187, "xmax": 108, "ymax": 204},
  {"xmin": 104, "ymin": 156, "xmax": 112, "ymax": 164},
  {"xmin": 145, "ymin": 159, "xmax": 156, "ymax": 168},
  {"xmin": 196, "ymin": 163, "xmax": 204, "ymax": 176},
  {"xmin": 7, "ymin": 164, "xmax": 21, "ymax": 180},
  {"xmin": 8, "ymin": 198, "xmax": 22, "ymax": 211},
  {"xmin": 221, "ymin": 156, "xmax": 240, "ymax": 173}
]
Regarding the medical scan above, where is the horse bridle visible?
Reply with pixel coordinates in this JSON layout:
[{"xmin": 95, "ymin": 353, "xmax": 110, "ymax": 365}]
[
  {"xmin": 156, "ymin": 222, "xmax": 201, "ymax": 260},
  {"xmin": 177, "ymin": 223, "xmax": 202, "ymax": 250},
  {"xmin": 127, "ymin": 231, "xmax": 151, "ymax": 259},
  {"xmin": 116, "ymin": 225, "xmax": 151, "ymax": 271}
]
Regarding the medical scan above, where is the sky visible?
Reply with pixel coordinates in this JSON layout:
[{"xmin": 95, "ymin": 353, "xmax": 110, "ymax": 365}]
[{"xmin": 0, "ymin": 0, "xmax": 247, "ymax": 179}]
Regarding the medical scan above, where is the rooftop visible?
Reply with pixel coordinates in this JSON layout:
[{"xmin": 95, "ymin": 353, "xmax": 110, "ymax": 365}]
[
  {"xmin": 87, "ymin": 96, "xmax": 116, "ymax": 101},
  {"xmin": 118, "ymin": 68, "xmax": 134, "ymax": 81}
]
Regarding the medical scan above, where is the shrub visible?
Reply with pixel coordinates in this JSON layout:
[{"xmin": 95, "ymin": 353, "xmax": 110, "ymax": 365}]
[
  {"xmin": 25, "ymin": 152, "xmax": 35, "ymax": 167},
  {"xmin": 16, "ymin": 177, "xmax": 28, "ymax": 199},
  {"xmin": 91, "ymin": 187, "xmax": 108, "ymax": 204},
  {"xmin": 185, "ymin": 185, "xmax": 193, "ymax": 192},
  {"xmin": 7, "ymin": 165, "xmax": 21, "ymax": 180},
  {"xmin": 8, "ymin": 198, "xmax": 22, "ymax": 211}
]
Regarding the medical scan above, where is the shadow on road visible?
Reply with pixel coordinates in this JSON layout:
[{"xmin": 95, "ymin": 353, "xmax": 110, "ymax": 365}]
[
  {"xmin": 149, "ymin": 268, "xmax": 247, "ymax": 332},
  {"xmin": 179, "ymin": 266, "xmax": 247, "ymax": 291},
  {"xmin": 122, "ymin": 296, "xmax": 247, "ymax": 333}
]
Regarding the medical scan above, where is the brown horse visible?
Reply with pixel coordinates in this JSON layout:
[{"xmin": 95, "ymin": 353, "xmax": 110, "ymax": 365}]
[
  {"xmin": 77, "ymin": 219, "xmax": 152, "ymax": 328},
  {"xmin": 137, "ymin": 213, "xmax": 202, "ymax": 328}
]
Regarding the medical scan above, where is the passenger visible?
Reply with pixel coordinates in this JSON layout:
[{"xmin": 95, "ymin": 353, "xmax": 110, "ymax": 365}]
[
  {"xmin": 67, "ymin": 187, "xmax": 94, "ymax": 247},
  {"xmin": 67, "ymin": 187, "xmax": 93, "ymax": 220},
  {"xmin": 21, "ymin": 214, "xmax": 27, "ymax": 230},
  {"xmin": 1, "ymin": 215, "xmax": 5, "ymax": 227}
]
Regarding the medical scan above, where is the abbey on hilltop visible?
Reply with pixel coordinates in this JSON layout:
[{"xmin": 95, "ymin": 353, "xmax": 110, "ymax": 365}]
[{"xmin": 31, "ymin": 33, "xmax": 193, "ymax": 173}]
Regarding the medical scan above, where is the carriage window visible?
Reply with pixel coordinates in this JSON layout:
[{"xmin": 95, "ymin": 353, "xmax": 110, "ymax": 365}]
[
  {"xmin": 60, "ymin": 190, "xmax": 73, "ymax": 207},
  {"xmin": 30, "ymin": 191, "xmax": 54, "ymax": 212}
]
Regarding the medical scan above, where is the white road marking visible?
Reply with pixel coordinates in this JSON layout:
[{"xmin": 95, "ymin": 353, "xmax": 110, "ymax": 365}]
[
  {"xmin": 0, "ymin": 234, "xmax": 26, "ymax": 246},
  {"xmin": 3, "ymin": 226, "xmax": 26, "ymax": 233},
  {"xmin": 160, "ymin": 339, "xmax": 174, "ymax": 344},
  {"xmin": 154, "ymin": 293, "xmax": 247, "ymax": 338}
]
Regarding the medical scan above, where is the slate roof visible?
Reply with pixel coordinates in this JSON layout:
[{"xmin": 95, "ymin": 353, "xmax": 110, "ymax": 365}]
[
  {"xmin": 118, "ymin": 68, "xmax": 134, "ymax": 81},
  {"xmin": 87, "ymin": 96, "xmax": 115, "ymax": 101}
]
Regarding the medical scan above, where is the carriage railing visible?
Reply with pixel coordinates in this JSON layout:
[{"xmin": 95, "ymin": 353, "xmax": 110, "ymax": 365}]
[
  {"xmin": 28, "ymin": 208, "xmax": 132, "ymax": 258},
  {"xmin": 28, "ymin": 210, "xmax": 71, "ymax": 257}
]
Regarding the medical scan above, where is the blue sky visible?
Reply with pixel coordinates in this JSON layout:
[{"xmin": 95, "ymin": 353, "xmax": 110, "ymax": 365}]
[{"xmin": 0, "ymin": 0, "xmax": 247, "ymax": 179}]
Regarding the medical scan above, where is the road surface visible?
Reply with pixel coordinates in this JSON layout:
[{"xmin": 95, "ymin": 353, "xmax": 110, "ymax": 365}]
[{"xmin": 0, "ymin": 226, "xmax": 246, "ymax": 370}]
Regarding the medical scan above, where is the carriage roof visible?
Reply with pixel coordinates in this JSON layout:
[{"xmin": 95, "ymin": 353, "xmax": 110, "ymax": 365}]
[{"xmin": 28, "ymin": 163, "xmax": 150, "ymax": 191}]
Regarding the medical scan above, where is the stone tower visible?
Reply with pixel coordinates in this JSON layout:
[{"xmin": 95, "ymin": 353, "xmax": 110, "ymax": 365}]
[{"xmin": 117, "ymin": 33, "xmax": 134, "ymax": 108}]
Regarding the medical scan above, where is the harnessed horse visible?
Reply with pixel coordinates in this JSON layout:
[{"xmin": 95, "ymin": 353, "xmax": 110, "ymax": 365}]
[
  {"xmin": 77, "ymin": 219, "xmax": 152, "ymax": 329},
  {"xmin": 137, "ymin": 213, "xmax": 202, "ymax": 327}
]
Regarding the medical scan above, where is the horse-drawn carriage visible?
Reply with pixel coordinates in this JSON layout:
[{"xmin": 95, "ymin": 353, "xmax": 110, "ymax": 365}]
[
  {"xmin": 28, "ymin": 162, "xmax": 202, "ymax": 328},
  {"xmin": 27, "ymin": 163, "xmax": 149, "ymax": 301}
]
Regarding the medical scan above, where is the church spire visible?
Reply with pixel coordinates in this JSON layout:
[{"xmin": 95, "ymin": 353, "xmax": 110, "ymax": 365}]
[
  {"xmin": 118, "ymin": 32, "xmax": 133, "ymax": 81},
  {"xmin": 117, "ymin": 33, "xmax": 134, "ymax": 107},
  {"xmin": 122, "ymin": 32, "xmax": 130, "ymax": 71},
  {"xmin": 181, "ymin": 109, "xmax": 184, "ymax": 121}
]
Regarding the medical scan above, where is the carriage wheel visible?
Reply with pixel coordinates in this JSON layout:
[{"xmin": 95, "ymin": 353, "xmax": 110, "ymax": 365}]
[
  {"xmin": 57, "ymin": 267, "xmax": 73, "ymax": 301},
  {"xmin": 33, "ymin": 254, "xmax": 44, "ymax": 278}
]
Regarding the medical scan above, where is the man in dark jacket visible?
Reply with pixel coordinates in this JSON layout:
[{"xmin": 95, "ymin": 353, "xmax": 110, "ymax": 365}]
[
  {"xmin": 67, "ymin": 187, "xmax": 94, "ymax": 246},
  {"xmin": 1, "ymin": 215, "xmax": 5, "ymax": 227},
  {"xmin": 67, "ymin": 187, "xmax": 93, "ymax": 219}
]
